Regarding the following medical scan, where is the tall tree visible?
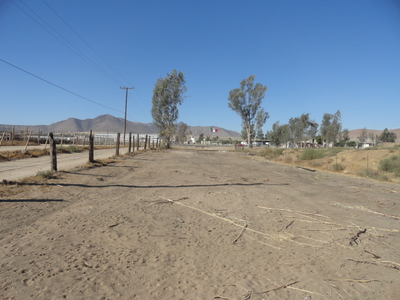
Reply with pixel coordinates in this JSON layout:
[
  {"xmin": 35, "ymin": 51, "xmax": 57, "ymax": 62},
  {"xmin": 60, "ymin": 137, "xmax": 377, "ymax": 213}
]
[
  {"xmin": 358, "ymin": 128, "xmax": 368, "ymax": 143},
  {"xmin": 320, "ymin": 110, "xmax": 342, "ymax": 145},
  {"xmin": 266, "ymin": 121, "xmax": 290, "ymax": 147},
  {"xmin": 228, "ymin": 75, "xmax": 268, "ymax": 147},
  {"xmin": 288, "ymin": 113, "xmax": 318, "ymax": 147},
  {"xmin": 176, "ymin": 122, "xmax": 189, "ymax": 144},
  {"xmin": 379, "ymin": 128, "xmax": 397, "ymax": 143},
  {"xmin": 151, "ymin": 70, "xmax": 186, "ymax": 148}
]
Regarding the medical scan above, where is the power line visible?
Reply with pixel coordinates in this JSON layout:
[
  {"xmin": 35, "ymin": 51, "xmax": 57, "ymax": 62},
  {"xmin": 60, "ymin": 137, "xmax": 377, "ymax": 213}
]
[
  {"xmin": 41, "ymin": 0, "xmax": 134, "ymax": 87},
  {"xmin": 0, "ymin": 58, "xmax": 123, "ymax": 113},
  {"xmin": 10, "ymin": 0, "xmax": 121, "ymax": 86}
]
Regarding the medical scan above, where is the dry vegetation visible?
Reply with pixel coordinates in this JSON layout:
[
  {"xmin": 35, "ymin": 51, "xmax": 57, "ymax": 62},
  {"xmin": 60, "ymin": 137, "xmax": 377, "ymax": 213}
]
[{"xmin": 246, "ymin": 143, "xmax": 400, "ymax": 184}]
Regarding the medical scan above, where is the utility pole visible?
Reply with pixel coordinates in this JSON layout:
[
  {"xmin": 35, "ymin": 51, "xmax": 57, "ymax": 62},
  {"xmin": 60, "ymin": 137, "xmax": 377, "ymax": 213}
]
[{"xmin": 120, "ymin": 86, "xmax": 134, "ymax": 145}]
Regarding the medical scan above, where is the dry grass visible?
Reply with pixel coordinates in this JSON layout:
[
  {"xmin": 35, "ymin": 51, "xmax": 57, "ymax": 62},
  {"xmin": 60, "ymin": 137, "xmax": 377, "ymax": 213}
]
[{"xmin": 250, "ymin": 144, "xmax": 400, "ymax": 184}]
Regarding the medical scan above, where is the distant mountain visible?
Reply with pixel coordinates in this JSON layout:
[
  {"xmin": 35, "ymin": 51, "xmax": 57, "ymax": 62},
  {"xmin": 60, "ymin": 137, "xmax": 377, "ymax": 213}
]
[{"xmin": 0, "ymin": 114, "xmax": 241, "ymax": 138}]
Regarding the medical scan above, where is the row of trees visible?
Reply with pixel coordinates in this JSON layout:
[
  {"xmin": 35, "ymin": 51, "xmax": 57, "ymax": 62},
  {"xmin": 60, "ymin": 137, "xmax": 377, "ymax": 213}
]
[
  {"xmin": 266, "ymin": 111, "xmax": 344, "ymax": 147},
  {"xmin": 150, "ymin": 70, "xmax": 396, "ymax": 148}
]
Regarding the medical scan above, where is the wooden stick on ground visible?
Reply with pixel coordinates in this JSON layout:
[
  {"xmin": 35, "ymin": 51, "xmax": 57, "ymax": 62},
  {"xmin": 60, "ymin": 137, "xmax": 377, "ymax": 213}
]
[
  {"xmin": 260, "ymin": 281, "xmax": 300, "ymax": 294},
  {"xmin": 233, "ymin": 214, "xmax": 248, "ymax": 244}
]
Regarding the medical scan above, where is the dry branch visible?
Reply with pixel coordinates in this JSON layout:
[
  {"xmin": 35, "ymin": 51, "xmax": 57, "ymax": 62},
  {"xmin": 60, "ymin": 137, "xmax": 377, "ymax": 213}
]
[
  {"xmin": 233, "ymin": 214, "xmax": 248, "ymax": 244},
  {"xmin": 257, "ymin": 206, "xmax": 329, "ymax": 219},
  {"xmin": 349, "ymin": 228, "xmax": 367, "ymax": 246},
  {"xmin": 260, "ymin": 281, "xmax": 300, "ymax": 294},
  {"xmin": 347, "ymin": 258, "xmax": 400, "ymax": 271},
  {"xmin": 326, "ymin": 278, "xmax": 379, "ymax": 283}
]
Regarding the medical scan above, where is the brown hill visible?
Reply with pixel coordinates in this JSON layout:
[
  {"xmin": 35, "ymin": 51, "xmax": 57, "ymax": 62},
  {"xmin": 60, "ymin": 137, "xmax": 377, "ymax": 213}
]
[
  {"xmin": 0, "ymin": 115, "xmax": 241, "ymax": 138},
  {"xmin": 348, "ymin": 128, "xmax": 399, "ymax": 142}
]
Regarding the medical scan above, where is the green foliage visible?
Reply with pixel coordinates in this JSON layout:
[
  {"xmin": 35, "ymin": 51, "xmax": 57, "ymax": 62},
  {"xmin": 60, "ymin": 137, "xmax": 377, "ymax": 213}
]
[
  {"xmin": 228, "ymin": 75, "xmax": 268, "ymax": 147},
  {"xmin": 258, "ymin": 148, "xmax": 285, "ymax": 158},
  {"xmin": 151, "ymin": 70, "xmax": 186, "ymax": 149},
  {"xmin": 197, "ymin": 133, "xmax": 204, "ymax": 143},
  {"xmin": 299, "ymin": 149, "xmax": 325, "ymax": 160},
  {"xmin": 378, "ymin": 128, "xmax": 397, "ymax": 143},
  {"xmin": 266, "ymin": 122, "xmax": 290, "ymax": 147},
  {"xmin": 37, "ymin": 170, "xmax": 55, "ymax": 179},
  {"xmin": 379, "ymin": 155, "xmax": 400, "ymax": 175},
  {"xmin": 320, "ymin": 110, "xmax": 342, "ymax": 144},
  {"xmin": 347, "ymin": 141, "xmax": 356, "ymax": 148}
]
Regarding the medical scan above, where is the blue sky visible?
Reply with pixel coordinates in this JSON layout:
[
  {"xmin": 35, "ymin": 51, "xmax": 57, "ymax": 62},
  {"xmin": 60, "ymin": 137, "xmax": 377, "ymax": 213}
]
[{"xmin": 1, "ymin": 0, "xmax": 399, "ymax": 134}]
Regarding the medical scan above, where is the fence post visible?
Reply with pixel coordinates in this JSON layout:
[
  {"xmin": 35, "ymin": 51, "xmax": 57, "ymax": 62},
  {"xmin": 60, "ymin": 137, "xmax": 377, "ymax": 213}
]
[
  {"xmin": 136, "ymin": 134, "xmax": 139, "ymax": 151},
  {"xmin": 128, "ymin": 132, "xmax": 132, "ymax": 153},
  {"xmin": 11, "ymin": 126, "xmax": 15, "ymax": 145},
  {"xmin": 89, "ymin": 130, "xmax": 94, "ymax": 162},
  {"xmin": 132, "ymin": 133, "xmax": 136, "ymax": 152},
  {"xmin": 49, "ymin": 132, "xmax": 57, "ymax": 172},
  {"xmin": 116, "ymin": 133, "xmax": 120, "ymax": 156},
  {"xmin": 144, "ymin": 135, "xmax": 148, "ymax": 150},
  {"xmin": 24, "ymin": 131, "xmax": 31, "ymax": 153}
]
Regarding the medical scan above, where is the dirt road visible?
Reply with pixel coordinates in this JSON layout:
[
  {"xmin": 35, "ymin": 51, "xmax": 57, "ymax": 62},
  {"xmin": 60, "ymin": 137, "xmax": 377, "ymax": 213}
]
[
  {"xmin": 0, "ymin": 147, "xmax": 129, "ymax": 181},
  {"xmin": 1, "ymin": 149, "xmax": 399, "ymax": 299}
]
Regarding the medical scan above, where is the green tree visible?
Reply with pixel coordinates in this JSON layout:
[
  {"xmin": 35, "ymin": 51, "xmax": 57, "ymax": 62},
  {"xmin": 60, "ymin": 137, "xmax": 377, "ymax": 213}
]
[
  {"xmin": 379, "ymin": 128, "xmax": 397, "ymax": 142},
  {"xmin": 358, "ymin": 128, "xmax": 368, "ymax": 143},
  {"xmin": 266, "ymin": 121, "xmax": 290, "ymax": 147},
  {"xmin": 228, "ymin": 75, "xmax": 268, "ymax": 147},
  {"xmin": 197, "ymin": 133, "xmax": 204, "ymax": 143},
  {"xmin": 176, "ymin": 122, "xmax": 188, "ymax": 144},
  {"xmin": 320, "ymin": 110, "xmax": 342, "ymax": 145},
  {"xmin": 288, "ymin": 113, "xmax": 318, "ymax": 147},
  {"xmin": 151, "ymin": 70, "xmax": 186, "ymax": 149}
]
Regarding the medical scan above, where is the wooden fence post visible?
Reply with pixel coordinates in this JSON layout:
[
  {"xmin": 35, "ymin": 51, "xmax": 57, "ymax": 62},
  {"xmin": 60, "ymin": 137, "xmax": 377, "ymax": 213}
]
[
  {"xmin": 132, "ymin": 133, "xmax": 136, "ymax": 152},
  {"xmin": 116, "ymin": 133, "xmax": 120, "ymax": 156},
  {"xmin": 136, "ymin": 134, "xmax": 139, "ymax": 151},
  {"xmin": 49, "ymin": 132, "xmax": 57, "ymax": 172},
  {"xmin": 24, "ymin": 131, "xmax": 31, "ymax": 153},
  {"xmin": 89, "ymin": 130, "xmax": 94, "ymax": 163},
  {"xmin": 128, "ymin": 132, "xmax": 132, "ymax": 153},
  {"xmin": 11, "ymin": 126, "xmax": 15, "ymax": 145},
  {"xmin": 144, "ymin": 135, "xmax": 148, "ymax": 150}
]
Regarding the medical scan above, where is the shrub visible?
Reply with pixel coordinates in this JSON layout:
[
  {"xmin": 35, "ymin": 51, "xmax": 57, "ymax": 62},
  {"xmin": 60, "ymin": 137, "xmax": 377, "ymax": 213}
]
[
  {"xmin": 379, "ymin": 155, "xmax": 400, "ymax": 173},
  {"xmin": 332, "ymin": 163, "xmax": 345, "ymax": 171},
  {"xmin": 299, "ymin": 149, "xmax": 325, "ymax": 160},
  {"xmin": 357, "ymin": 168, "xmax": 389, "ymax": 181},
  {"xmin": 37, "ymin": 170, "xmax": 56, "ymax": 179}
]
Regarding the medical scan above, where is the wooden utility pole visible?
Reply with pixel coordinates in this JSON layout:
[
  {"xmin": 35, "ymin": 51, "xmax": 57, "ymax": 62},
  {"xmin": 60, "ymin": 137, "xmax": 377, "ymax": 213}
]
[
  {"xmin": 120, "ymin": 86, "xmax": 134, "ymax": 145},
  {"xmin": 49, "ymin": 132, "xmax": 57, "ymax": 172},
  {"xmin": 89, "ymin": 130, "xmax": 94, "ymax": 163},
  {"xmin": 116, "ymin": 132, "xmax": 120, "ymax": 156}
]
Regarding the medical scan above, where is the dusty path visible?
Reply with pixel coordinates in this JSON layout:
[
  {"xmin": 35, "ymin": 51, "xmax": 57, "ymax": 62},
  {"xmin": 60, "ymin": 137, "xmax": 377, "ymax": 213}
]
[
  {"xmin": 0, "ymin": 149, "xmax": 399, "ymax": 299},
  {"xmin": 0, "ymin": 148, "xmax": 130, "ymax": 181}
]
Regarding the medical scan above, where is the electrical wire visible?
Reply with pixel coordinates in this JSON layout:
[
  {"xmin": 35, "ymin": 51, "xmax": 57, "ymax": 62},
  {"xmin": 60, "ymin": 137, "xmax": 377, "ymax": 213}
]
[
  {"xmin": 0, "ymin": 58, "xmax": 123, "ymax": 113},
  {"xmin": 41, "ymin": 0, "xmax": 133, "ymax": 87},
  {"xmin": 10, "ymin": 0, "xmax": 121, "ymax": 86}
]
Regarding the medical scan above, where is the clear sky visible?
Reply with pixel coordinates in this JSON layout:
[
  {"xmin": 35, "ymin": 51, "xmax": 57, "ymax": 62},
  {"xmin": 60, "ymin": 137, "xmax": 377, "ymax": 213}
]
[{"xmin": 1, "ymin": 0, "xmax": 399, "ymax": 134}]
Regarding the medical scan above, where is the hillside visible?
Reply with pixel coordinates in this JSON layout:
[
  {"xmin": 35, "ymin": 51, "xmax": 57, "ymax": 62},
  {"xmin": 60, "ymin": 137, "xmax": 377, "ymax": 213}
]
[
  {"xmin": 348, "ymin": 128, "xmax": 399, "ymax": 142},
  {"xmin": 0, "ymin": 115, "xmax": 241, "ymax": 138}
]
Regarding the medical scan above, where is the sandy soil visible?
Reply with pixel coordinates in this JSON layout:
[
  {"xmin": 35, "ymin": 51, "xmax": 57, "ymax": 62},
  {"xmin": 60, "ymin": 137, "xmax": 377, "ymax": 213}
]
[{"xmin": 1, "ymin": 149, "xmax": 399, "ymax": 300}]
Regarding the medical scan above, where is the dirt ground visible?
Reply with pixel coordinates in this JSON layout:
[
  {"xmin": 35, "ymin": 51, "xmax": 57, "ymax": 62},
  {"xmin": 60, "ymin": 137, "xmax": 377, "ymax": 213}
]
[{"xmin": 1, "ymin": 149, "xmax": 399, "ymax": 300}]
